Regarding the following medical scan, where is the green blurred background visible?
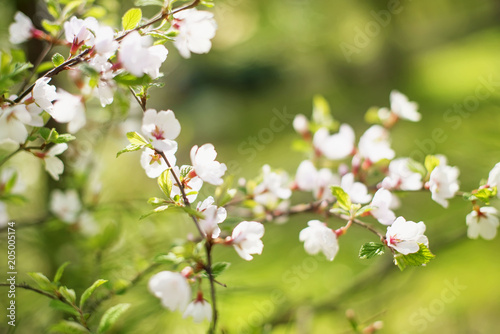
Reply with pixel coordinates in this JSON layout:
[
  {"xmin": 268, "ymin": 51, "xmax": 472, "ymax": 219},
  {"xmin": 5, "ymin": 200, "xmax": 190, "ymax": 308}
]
[{"xmin": 1, "ymin": 0, "xmax": 500, "ymax": 333}]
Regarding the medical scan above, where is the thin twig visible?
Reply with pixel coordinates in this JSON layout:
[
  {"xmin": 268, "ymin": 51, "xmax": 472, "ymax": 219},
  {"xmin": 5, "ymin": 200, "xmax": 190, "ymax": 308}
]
[{"xmin": 0, "ymin": 282, "xmax": 57, "ymax": 300}]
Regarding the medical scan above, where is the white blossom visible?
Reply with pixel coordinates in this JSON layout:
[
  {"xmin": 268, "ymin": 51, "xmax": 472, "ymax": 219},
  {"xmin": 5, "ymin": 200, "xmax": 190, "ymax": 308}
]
[
  {"xmin": 358, "ymin": 125, "xmax": 395, "ymax": 163},
  {"xmin": 231, "ymin": 221, "xmax": 264, "ymax": 261},
  {"xmin": 190, "ymin": 144, "xmax": 227, "ymax": 186},
  {"xmin": 299, "ymin": 220, "xmax": 338, "ymax": 261},
  {"xmin": 9, "ymin": 12, "xmax": 34, "ymax": 44},
  {"xmin": 428, "ymin": 163, "xmax": 459, "ymax": 208},
  {"xmin": 88, "ymin": 55, "xmax": 115, "ymax": 107},
  {"xmin": 197, "ymin": 196, "xmax": 226, "ymax": 238},
  {"xmin": 141, "ymin": 109, "xmax": 181, "ymax": 150},
  {"xmin": 183, "ymin": 299, "xmax": 212, "ymax": 323},
  {"xmin": 487, "ymin": 163, "xmax": 500, "ymax": 198},
  {"xmin": 340, "ymin": 173, "xmax": 372, "ymax": 204},
  {"xmin": 293, "ymin": 114, "xmax": 309, "ymax": 134},
  {"xmin": 94, "ymin": 26, "xmax": 118, "ymax": 57},
  {"xmin": 140, "ymin": 146, "xmax": 177, "ymax": 179},
  {"xmin": 78, "ymin": 212, "xmax": 99, "ymax": 236},
  {"xmin": 295, "ymin": 160, "xmax": 339, "ymax": 200},
  {"xmin": 254, "ymin": 165, "xmax": 292, "ymax": 206},
  {"xmin": 381, "ymin": 158, "xmax": 423, "ymax": 191},
  {"xmin": 170, "ymin": 166, "xmax": 203, "ymax": 202},
  {"xmin": 119, "ymin": 31, "xmax": 168, "ymax": 79},
  {"xmin": 466, "ymin": 206, "xmax": 499, "ymax": 240},
  {"xmin": 390, "ymin": 90, "xmax": 421, "ymax": 122},
  {"xmin": 386, "ymin": 216, "xmax": 428, "ymax": 255},
  {"xmin": 26, "ymin": 77, "xmax": 58, "ymax": 114},
  {"xmin": 148, "ymin": 271, "xmax": 191, "ymax": 312},
  {"xmin": 313, "ymin": 124, "xmax": 355, "ymax": 160},
  {"xmin": 370, "ymin": 188, "xmax": 396, "ymax": 225},
  {"xmin": 173, "ymin": 9, "xmax": 217, "ymax": 59},
  {"xmin": 64, "ymin": 16, "xmax": 99, "ymax": 46},
  {"xmin": 50, "ymin": 189, "xmax": 82, "ymax": 223},
  {"xmin": 40, "ymin": 143, "xmax": 68, "ymax": 180},
  {"xmin": 51, "ymin": 90, "xmax": 86, "ymax": 133},
  {"xmin": 0, "ymin": 105, "xmax": 30, "ymax": 144}
]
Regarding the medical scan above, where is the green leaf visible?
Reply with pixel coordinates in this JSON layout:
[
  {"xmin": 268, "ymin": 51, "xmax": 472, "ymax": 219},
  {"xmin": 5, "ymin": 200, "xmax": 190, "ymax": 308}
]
[
  {"xmin": 50, "ymin": 320, "xmax": 90, "ymax": 334},
  {"xmin": 59, "ymin": 286, "xmax": 76, "ymax": 304},
  {"xmin": 49, "ymin": 300, "xmax": 80, "ymax": 317},
  {"xmin": 116, "ymin": 143, "xmax": 143, "ymax": 157},
  {"xmin": 329, "ymin": 207, "xmax": 349, "ymax": 216},
  {"xmin": 52, "ymin": 53, "xmax": 65, "ymax": 67},
  {"xmin": 61, "ymin": 1, "xmax": 85, "ymax": 18},
  {"xmin": 39, "ymin": 127, "xmax": 58, "ymax": 141},
  {"xmin": 53, "ymin": 134, "xmax": 76, "ymax": 144},
  {"xmin": 97, "ymin": 303, "xmax": 131, "ymax": 334},
  {"xmin": 153, "ymin": 252, "xmax": 184, "ymax": 265},
  {"xmin": 42, "ymin": 20, "xmax": 61, "ymax": 36},
  {"xmin": 126, "ymin": 131, "xmax": 148, "ymax": 146},
  {"xmin": 311, "ymin": 94, "xmax": 337, "ymax": 130},
  {"xmin": 84, "ymin": 6, "xmax": 107, "ymax": 18},
  {"xmin": 407, "ymin": 158, "xmax": 427, "ymax": 177},
  {"xmin": 3, "ymin": 170, "xmax": 18, "ymax": 194},
  {"xmin": 355, "ymin": 205, "xmax": 376, "ymax": 217},
  {"xmin": 134, "ymin": 0, "xmax": 164, "ymax": 6},
  {"xmin": 39, "ymin": 128, "xmax": 72, "ymax": 144},
  {"xmin": 0, "ymin": 193, "xmax": 27, "ymax": 204},
  {"xmin": 202, "ymin": 262, "xmax": 230, "ymax": 278},
  {"xmin": 140, "ymin": 204, "xmax": 172, "ymax": 219},
  {"xmin": 181, "ymin": 205, "xmax": 205, "ymax": 219},
  {"xmin": 200, "ymin": 0, "xmax": 214, "ymax": 8},
  {"xmin": 158, "ymin": 168, "xmax": 173, "ymax": 198},
  {"xmin": 113, "ymin": 72, "xmax": 152, "ymax": 86},
  {"xmin": 330, "ymin": 186, "xmax": 352, "ymax": 211},
  {"xmin": 359, "ymin": 242, "xmax": 385, "ymax": 259},
  {"xmin": 122, "ymin": 8, "xmax": 142, "ymax": 30},
  {"xmin": 80, "ymin": 279, "xmax": 108, "ymax": 309},
  {"xmin": 0, "ymin": 51, "xmax": 33, "ymax": 94},
  {"xmin": 37, "ymin": 61, "xmax": 55, "ymax": 73},
  {"xmin": 424, "ymin": 155, "xmax": 440, "ymax": 174},
  {"xmin": 46, "ymin": 0, "xmax": 61, "ymax": 19},
  {"xmin": 472, "ymin": 187, "xmax": 497, "ymax": 204},
  {"xmin": 53, "ymin": 262, "xmax": 70, "ymax": 284},
  {"xmin": 364, "ymin": 106, "xmax": 382, "ymax": 124},
  {"xmin": 394, "ymin": 243, "xmax": 435, "ymax": 271},
  {"xmin": 28, "ymin": 272, "xmax": 55, "ymax": 292},
  {"xmin": 147, "ymin": 197, "xmax": 168, "ymax": 206}
]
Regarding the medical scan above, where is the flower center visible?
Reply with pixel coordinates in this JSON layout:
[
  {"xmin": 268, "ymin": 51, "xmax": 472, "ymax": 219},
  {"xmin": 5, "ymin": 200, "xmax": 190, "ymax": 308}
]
[{"xmin": 151, "ymin": 125, "xmax": 165, "ymax": 140}]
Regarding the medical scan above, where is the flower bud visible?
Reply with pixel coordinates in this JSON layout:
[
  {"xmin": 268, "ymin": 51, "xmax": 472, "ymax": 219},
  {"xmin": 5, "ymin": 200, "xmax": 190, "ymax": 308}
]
[{"xmin": 293, "ymin": 114, "xmax": 309, "ymax": 134}]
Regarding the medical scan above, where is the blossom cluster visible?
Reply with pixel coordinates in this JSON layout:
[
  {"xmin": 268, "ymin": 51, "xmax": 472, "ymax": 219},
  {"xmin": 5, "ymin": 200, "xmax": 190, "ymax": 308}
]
[{"xmin": 2, "ymin": 3, "xmax": 499, "ymax": 332}]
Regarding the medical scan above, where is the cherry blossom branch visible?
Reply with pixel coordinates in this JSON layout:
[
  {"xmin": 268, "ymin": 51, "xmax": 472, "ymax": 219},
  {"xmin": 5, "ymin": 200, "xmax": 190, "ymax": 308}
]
[
  {"xmin": 13, "ymin": 0, "xmax": 202, "ymax": 104},
  {"xmin": 155, "ymin": 149, "xmax": 219, "ymax": 330},
  {"xmin": 116, "ymin": 0, "xmax": 201, "ymax": 43},
  {"xmin": 265, "ymin": 200, "xmax": 386, "ymax": 241},
  {"xmin": 0, "ymin": 282, "xmax": 90, "ymax": 330},
  {"xmin": 14, "ymin": 49, "xmax": 91, "ymax": 103}
]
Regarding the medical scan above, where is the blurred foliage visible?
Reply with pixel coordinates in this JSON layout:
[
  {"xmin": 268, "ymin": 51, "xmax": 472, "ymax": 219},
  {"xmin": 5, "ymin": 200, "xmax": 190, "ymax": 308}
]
[{"xmin": 1, "ymin": 0, "xmax": 500, "ymax": 333}]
